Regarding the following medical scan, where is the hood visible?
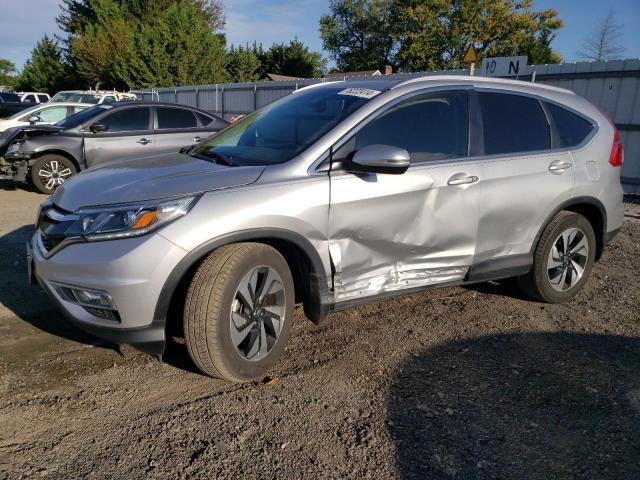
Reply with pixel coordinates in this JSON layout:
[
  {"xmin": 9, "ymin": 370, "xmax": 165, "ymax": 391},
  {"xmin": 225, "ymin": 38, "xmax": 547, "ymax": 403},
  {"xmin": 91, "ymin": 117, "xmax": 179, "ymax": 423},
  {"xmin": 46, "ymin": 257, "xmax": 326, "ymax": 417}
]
[
  {"xmin": 0, "ymin": 125, "xmax": 65, "ymax": 156},
  {"xmin": 52, "ymin": 151, "xmax": 265, "ymax": 211}
]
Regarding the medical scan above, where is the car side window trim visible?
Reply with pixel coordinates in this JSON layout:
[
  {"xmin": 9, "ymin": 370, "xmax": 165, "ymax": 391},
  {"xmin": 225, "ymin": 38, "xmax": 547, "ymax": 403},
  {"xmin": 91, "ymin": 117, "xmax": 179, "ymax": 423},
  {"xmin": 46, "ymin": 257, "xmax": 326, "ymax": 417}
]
[
  {"xmin": 314, "ymin": 86, "xmax": 474, "ymax": 174},
  {"xmin": 472, "ymin": 87, "xmax": 599, "ymax": 160}
]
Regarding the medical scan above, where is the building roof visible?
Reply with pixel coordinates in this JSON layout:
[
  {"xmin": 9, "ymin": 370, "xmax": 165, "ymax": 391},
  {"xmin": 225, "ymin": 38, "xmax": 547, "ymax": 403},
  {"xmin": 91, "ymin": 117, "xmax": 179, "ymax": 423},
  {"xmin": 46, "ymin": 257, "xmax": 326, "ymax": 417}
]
[
  {"xmin": 267, "ymin": 73, "xmax": 304, "ymax": 81},
  {"xmin": 326, "ymin": 70, "xmax": 382, "ymax": 79}
]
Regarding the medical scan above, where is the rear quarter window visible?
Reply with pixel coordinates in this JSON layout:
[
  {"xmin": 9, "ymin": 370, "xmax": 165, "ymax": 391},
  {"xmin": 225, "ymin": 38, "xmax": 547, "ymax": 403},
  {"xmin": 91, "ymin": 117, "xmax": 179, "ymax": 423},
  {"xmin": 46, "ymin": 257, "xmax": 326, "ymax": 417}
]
[
  {"xmin": 478, "ymin": 92, "xmax": 551, "ymax": 155},
  {"xmin": 157, "ymin": 107, "xmax": 198, "ymax": 129},
  {"xmin": 544, "ymin": 102, "xmax": 594, "ymax": 148}
]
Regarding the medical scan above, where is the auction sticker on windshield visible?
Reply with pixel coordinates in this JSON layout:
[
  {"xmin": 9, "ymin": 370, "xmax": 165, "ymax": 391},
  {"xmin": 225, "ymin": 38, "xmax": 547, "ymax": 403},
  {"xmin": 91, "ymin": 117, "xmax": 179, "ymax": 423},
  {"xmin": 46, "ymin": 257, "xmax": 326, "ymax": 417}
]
[{"xmin": 337, "ymin": 88, "xmax": 381, "ymax": 99}]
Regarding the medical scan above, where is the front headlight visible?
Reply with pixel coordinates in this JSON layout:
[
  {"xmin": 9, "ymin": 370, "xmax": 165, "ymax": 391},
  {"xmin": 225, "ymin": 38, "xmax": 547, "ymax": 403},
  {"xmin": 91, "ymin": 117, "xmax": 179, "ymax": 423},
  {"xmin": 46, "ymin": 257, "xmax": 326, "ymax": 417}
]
[
  {"xmin": 73, "ymin": 196, "xmax": 198, "ymax": 241},
  {"xmin": 6, "ymin": 142, "xmax": 20, "ymax": 155}
]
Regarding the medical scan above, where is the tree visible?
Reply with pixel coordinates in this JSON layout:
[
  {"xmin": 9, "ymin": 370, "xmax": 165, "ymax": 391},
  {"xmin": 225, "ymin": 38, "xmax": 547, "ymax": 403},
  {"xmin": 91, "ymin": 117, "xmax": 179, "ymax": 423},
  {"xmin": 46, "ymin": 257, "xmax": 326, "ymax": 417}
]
[
  {"xmin": 320, "ymin": 0, "xmax": 563, "ymax": 72},
  {"xmin": 320, "ymin": 0, "xmax": 397, "ymax": 72},
  {"xmin": 518, "ymin": 9, "xmax": 563, "ymax": 64},
  {"xmin": 65, "ymin": 0, "xmax": 228, "ymax": 89},
  {"xmin": 228, "ymin": 46, "xmax": 261, "ymax": 82},
  {"xmin": 117, "ymin": 1, "xmax": 229, "ymax": 88},
  {"xmin": 577, "ymin": 8, "xmax": 626, "ymax": 61},
  {"xmin": 16, "ymin": 35, "xmax": 67, "ymax": 94},
  {"xmin": 256, "ymin": 39, "xmax": 326, "ymax": 78},
  {"xmin": 0, "ymin": 59, "xmax": 17, "ymax": 88}
]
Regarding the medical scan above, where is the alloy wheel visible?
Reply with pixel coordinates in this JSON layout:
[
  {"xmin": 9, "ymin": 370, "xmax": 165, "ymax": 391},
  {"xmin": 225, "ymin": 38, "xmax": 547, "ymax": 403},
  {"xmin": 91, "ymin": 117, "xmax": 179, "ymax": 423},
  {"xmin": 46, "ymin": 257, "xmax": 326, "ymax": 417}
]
[
  {"xmin": 38, "ymin": 160, "xmax": 73, "ymax": 191},
  {"xmin": 547, "ymin": 227, "xmax": 589, "ymax": 292},
  {"xmin": 230, "ymin": 265, "xmax": 286, "ymax": 361}
]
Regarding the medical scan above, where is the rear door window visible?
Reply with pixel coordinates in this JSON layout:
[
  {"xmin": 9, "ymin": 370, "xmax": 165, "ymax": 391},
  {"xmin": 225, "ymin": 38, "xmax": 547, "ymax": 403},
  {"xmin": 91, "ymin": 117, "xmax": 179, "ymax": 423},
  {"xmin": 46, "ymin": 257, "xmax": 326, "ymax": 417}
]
[
  {"xmin": 24, "ymin": 94, "xmax": 37, "ymax": 103},
  {"xmin": 37, "ymin": 94, "xmax": 49, "ymax": 102},
  {"xmin": 100, "ymin": 107, "xmax": 150, "ymax": 132},
  {"xmin": 157, "ymin": 107, "xmax": 198, "ymax": 129},
  {"xmin": 339, "ymin": 90, "xmax": 469, "ymax": 163},
  {"xmin": 478, "ymin": 92, "xmax": 550, "ymax": 155},
  {"xmin": 544, "ymin": 102, "xmax": 594, "ymax": 148}
]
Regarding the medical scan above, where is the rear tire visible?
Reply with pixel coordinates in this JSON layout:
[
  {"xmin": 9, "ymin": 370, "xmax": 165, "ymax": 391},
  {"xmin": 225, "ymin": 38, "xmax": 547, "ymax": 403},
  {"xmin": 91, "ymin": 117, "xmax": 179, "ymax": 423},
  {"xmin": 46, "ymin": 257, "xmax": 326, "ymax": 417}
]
[
  {"xmin": 30, "ymin": 154, "xmax": 77, "ymax": 195},
  {"xmin": 519, "ymin": 211, "xmax": 596, "ymax": 303},
  {"xmin": 183, "ymin": 243, "xmax": 294, "ymax": 382}
]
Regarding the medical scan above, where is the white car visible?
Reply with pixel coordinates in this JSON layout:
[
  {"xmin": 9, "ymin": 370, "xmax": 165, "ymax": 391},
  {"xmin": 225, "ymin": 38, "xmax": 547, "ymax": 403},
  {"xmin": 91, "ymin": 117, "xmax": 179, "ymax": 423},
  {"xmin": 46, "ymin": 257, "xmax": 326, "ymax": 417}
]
[
  {"xmin": 17, "ymin": 92, "xmax": 51, "ymax": 103},
  {"xmin": 0, "ymin": 102, "xmax": 91, "ymax": 132},
  {"xmin": 65, "ymin": 91, "xmax": 138, "ymax": 104},
  {"xmin": 50, "ymin": 90, "xmax": 83, "ymax": 102}
]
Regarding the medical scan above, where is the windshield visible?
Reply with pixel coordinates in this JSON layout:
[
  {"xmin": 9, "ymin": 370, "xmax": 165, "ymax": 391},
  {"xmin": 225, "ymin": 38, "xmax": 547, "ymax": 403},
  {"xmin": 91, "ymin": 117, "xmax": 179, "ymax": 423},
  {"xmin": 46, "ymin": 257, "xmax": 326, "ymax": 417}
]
[
  {"xmin": 55, "ymin": 105, "xmax": 111, "ymax": 128},
  {"xmin": 67, "ymin": 93, "xmax": 101, "ymax": 104},
  {"xmin": 192, "ymin": 85, "xmax": 379, "ymax": 166},
  {"xmin": 50, "ymin": 91, "xmax": 78, "ymax": 102}
]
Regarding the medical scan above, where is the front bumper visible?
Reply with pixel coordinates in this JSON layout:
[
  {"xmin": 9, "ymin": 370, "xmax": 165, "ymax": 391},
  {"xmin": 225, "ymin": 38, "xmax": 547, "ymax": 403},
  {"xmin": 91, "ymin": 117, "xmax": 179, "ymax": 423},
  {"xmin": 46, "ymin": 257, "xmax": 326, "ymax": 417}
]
[
  {"xmin": 0, "ymin": 157, "xmax": 28, "ymax": 182},
  {"xmin": 30, "ymin": 230, "xmax": 188, "ymax": 356}
]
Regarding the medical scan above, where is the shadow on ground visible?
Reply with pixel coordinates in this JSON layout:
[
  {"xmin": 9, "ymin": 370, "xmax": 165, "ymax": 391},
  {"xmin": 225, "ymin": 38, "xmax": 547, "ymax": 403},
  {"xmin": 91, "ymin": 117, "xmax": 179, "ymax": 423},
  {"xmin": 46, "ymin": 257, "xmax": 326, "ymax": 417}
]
[{"xmin": 387, "ymin": 332, "xmax": 640, "ymax": 479}]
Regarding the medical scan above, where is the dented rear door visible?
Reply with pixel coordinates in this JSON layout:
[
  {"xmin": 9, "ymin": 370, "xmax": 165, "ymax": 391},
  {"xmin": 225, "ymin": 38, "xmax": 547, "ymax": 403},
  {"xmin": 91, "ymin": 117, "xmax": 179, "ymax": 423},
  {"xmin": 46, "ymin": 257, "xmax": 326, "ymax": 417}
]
[{"xmin": 328, "ymin": 89, "xmax": 481, "ymax": 302}]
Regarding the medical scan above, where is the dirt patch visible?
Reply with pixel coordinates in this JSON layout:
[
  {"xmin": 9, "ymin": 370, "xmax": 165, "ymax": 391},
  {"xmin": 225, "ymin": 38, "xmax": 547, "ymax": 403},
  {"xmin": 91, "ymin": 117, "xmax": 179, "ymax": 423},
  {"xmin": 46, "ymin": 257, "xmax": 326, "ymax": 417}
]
[{"xmin": 1, "ymin": 184, "xmax": 638, "ymax": 479}]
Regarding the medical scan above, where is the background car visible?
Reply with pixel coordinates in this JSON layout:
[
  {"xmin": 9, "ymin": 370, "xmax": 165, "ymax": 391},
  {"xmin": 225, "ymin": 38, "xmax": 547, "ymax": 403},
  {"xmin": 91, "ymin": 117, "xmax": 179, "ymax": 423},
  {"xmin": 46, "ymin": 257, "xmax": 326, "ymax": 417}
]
[
  {"xmin": 17, "ymin": 92, "xmax": 51, "ymax": 103},
  {"xmin": 0, "ymin": 102, "xmax": 91, "ymax": 132},
  {"xmin": 0, "ymin": 92, "xmax": 31, "ymax": 118},
  {"xmin": 65, "ymin": 91, "xmax": 138, "ymax": 104},
  {"xmin": 2, "ymin": 101, "xmax": 229, "ymax": 194},
  {"xmin": 49, "ymin": 90, "xmax": 83, "ymax": 102}
]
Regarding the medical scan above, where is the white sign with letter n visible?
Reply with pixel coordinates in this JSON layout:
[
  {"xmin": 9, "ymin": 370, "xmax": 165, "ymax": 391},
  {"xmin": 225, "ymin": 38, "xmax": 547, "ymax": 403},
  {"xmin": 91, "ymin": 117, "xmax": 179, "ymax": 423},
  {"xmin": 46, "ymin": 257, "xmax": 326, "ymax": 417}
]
[{"xmin": 481, "ymin": 56, "xmax": 528, "ymax": 77}]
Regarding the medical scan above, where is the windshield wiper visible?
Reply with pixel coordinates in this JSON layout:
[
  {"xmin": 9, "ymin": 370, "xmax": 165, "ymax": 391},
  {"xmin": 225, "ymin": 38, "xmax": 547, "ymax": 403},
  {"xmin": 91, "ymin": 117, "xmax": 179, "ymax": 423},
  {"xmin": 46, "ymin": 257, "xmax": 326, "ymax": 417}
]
[{"xmin": 190, "ymin": 150, "xmax": 239, "ymax": 167}]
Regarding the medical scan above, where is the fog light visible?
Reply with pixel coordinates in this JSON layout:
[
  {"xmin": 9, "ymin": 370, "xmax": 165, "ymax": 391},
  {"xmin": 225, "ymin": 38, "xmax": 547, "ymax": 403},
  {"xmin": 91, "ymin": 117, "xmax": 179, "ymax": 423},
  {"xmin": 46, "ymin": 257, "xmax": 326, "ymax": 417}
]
[
  {"xmin": 53, "ymin": 283, "xmax": 115, "ymax": 309},
  {"xmin": 72, "ymin": 289, "xmax": 114, "ymax": 308}
]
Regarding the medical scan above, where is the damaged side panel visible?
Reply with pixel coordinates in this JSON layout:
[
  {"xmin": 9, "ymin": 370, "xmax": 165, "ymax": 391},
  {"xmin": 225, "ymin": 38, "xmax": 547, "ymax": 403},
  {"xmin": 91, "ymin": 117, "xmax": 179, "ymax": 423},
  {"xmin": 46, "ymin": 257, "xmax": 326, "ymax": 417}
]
[{"xmin": 328, "ymin": 162, "xmax": 482, "ymax": 301}]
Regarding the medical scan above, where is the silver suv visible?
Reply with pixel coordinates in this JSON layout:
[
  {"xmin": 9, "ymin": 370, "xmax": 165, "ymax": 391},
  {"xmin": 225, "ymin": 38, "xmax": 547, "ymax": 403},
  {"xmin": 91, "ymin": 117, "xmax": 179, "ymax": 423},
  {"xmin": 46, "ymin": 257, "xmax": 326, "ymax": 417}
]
[{"xmin": 29, "ymin": 76, "xmax": 624, "ymax": 382}]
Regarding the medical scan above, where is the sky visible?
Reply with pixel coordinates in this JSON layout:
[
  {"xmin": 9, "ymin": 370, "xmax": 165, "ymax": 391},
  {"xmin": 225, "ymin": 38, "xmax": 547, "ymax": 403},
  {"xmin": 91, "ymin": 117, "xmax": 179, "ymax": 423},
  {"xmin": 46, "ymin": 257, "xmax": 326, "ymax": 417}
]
[{"xmin": 1, "ymin": 0, "xmax": 638, "ymax": 72}]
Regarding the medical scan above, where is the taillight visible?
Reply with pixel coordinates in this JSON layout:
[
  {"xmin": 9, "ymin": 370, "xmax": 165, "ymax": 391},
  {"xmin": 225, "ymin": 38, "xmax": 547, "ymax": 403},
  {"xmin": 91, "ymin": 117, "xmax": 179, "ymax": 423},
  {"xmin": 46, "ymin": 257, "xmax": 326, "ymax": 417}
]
[
  {"xmin": 587, "ymin": 99, "xmax": 624, "ymax": 167},
  {"xmin": 610, "ymin": 128, "xmax": 624, "ymax": 167}
]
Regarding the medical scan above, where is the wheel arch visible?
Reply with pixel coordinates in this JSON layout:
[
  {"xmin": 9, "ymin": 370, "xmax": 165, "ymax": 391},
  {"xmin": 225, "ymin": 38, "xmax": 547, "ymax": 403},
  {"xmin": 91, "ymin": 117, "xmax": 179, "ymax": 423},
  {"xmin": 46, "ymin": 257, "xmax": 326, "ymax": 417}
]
[
  {"xmin": 30, "ymin": 150, "xmax": 81, "ymax": 173},
  {"xmin": 531, "ymin": 196, "xmax": 607, "ymax": 261},
  {"xmin": 156, "ymin": 229, "xmax": 332, "ymax": 342}
]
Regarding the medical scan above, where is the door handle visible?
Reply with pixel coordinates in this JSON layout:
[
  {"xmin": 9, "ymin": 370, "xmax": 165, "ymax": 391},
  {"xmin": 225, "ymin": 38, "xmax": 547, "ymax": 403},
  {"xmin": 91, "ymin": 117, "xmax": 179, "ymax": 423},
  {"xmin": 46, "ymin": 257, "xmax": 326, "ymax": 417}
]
[
  {"xmin": 192, "ymin": 136, "xmax": 203, "ymax": 143},
  {"xmin": 548, "ymin": 161, "xmax": 572, "ymax": 173},
  {"xmin": 137, "ymin": 138, "xmax": 152, "ymax": 145},
  {"xmin": 447, "ymin": 175, "xmax": 479, "ymax": 186}
]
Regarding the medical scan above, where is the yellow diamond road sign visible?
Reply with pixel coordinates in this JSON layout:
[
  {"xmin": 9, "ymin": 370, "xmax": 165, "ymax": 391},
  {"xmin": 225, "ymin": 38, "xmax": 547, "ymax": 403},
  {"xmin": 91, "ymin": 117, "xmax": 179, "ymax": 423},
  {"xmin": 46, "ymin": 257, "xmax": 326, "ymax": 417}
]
[{"xmin": 463, "ymin": 44, "xmax": 477, "ymax": 63}]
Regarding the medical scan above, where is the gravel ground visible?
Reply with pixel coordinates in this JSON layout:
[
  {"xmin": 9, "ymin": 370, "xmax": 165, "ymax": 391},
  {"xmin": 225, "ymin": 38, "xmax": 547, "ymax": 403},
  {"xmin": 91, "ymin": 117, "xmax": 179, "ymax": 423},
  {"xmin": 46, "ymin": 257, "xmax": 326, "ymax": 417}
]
[{"xmin": 0, "ymin": 183, "xmax": 638, "ymax": 479}]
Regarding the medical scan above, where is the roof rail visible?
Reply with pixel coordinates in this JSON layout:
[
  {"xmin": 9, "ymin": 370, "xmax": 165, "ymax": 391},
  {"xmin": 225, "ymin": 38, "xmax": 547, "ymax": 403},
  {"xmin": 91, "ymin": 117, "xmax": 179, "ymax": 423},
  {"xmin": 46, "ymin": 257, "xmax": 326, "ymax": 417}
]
[{"xmin": 393, "ymin": 74, "xmax": 574, "ymax": 94}]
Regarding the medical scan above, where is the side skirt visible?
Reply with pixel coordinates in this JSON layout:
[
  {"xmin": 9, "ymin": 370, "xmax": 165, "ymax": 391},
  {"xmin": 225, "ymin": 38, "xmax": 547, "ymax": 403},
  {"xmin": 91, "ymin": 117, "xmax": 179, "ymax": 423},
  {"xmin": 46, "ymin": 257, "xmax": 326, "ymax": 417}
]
[{"xmin": 328, "ymin": 254, "xmax": 533, "ymax": 314}]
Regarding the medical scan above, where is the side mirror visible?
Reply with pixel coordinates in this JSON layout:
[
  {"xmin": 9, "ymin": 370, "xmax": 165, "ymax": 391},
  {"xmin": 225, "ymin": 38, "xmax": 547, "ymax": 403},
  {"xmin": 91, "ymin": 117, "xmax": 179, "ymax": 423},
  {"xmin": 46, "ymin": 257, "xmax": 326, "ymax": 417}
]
[
  {"xmin": 351, "ymin": 144, "xmax": 410, "ymax": 174},
  {"xmin": 28, "ymin": 115, "xmax": 40, "ymax": 124},
  {"xmin": 90, "ymin": 123, "xmax": 108, "ymax": 133}
]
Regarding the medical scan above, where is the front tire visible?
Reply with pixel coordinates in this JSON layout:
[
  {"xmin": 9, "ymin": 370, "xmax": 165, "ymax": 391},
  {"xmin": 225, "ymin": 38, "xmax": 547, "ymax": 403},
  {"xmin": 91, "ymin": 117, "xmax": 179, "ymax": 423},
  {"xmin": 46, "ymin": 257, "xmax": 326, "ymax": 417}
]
[
  {"xmin": 519, "ymin": 211, "xmax": 596, "ymax": 303},
  {"xmin": 183, "ymin": 243, "xmax": 294, "ymax": 382},
  {"xmin": 30, "ymin": 154, "xmax": 77, "ymax": 195}
]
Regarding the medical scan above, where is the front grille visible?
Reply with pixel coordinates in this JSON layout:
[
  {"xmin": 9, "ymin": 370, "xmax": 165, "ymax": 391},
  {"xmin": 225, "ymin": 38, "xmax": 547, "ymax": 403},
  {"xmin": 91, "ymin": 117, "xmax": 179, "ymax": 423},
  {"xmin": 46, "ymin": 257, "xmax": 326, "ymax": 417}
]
[{"xmin": 37, "ymin": 203, "xmax": 78, "ymax": 253}]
